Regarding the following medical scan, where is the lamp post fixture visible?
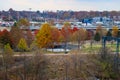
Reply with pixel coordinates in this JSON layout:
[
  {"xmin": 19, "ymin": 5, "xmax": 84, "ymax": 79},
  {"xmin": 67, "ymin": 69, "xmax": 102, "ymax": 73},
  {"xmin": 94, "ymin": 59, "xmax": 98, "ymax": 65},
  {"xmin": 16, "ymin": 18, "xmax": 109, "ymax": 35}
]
[
  {"xmin": 29, "ymin": 8, "xmax": 32, "ymax": 21},
  {"xmin": 102, "ymin": 36, "xmax": 120, "ymax": 71}
]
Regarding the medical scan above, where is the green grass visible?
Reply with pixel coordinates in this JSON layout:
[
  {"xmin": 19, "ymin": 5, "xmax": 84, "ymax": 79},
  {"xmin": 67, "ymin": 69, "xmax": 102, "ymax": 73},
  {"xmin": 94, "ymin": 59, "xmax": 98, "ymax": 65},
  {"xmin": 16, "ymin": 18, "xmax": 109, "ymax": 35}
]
[
  {"xmin": 81, "ymin": 42, "xmax": 120, "ymax": 53},
  {"xmin": 106, "ymin": 43, "xmax": 120, "ymax": 52},
  {"xmin": 81, "ymin": 43, "xmax": 102, "ymax": 53}
]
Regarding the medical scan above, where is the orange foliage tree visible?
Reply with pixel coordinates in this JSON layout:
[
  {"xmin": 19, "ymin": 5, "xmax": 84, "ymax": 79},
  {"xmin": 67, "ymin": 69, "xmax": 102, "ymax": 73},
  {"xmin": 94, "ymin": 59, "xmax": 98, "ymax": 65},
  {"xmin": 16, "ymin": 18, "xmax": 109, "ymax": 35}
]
[
  {"xmin": 96, "ymin": 25, "xmax": 107, "ymax": 39},
  {"xmin": 61, "ymin": 22, "xmax": 72, "ymax": 52},
  {"xmin": 51, "ymin": 27, "xmax": 60, "ymax": 47},
  {"xmin": 96, "ymin": 25, "xmax": 103, "ymax": 38},
  {"xmin": 36, "ymin": 23, "xmax": 52, "ymax": 48},
  {"xmin": 61, "ymin": 22, "xmax": 72, "ymax": 41},
  {"xmin": 112, "ymin": 26, "xmax": 119, "ymax": 37}
]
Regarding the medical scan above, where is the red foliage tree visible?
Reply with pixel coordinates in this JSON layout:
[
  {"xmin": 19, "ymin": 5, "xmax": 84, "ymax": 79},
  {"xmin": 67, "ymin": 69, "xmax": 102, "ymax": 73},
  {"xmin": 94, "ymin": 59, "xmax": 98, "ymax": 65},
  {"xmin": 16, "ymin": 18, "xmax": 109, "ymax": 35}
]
[
  {"xmin": 61, "ymin": 26, "xmax": 72, "ymax": 42},
  {"xmin": 10, "ymin": 26, "xmax": 24, "ymax": 48},
  {"xmin": 51, "ymin": 27, "xmax": 60, "ymax": 44},
  {"xmin": 34, "ymin": 30, "xmax": 39, "ymax": 36},
  {"xmin": 0, "ymin": 29, "xmax": 13, "ymax": 46},
  {"xmin": 86, "ymin": 30, "xmax": 93, "ymax": 40},
  {"xmin": 72, "ymin": 26, "xmax": 79, "ymax": 33},
  {"xmin": 25, "ymin": 30, "xmax": 34, "ymax": 47},
  {"xmin": 61, "ymin": 22, "xmax": 72, "ymax": 53}
]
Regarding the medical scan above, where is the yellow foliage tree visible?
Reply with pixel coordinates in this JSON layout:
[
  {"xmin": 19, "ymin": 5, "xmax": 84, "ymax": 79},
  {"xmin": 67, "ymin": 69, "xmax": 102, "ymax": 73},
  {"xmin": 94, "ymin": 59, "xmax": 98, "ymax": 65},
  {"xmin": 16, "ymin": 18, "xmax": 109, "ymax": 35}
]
[
  {"xmin": 17, "ymin": 38, "xmax": 28, "ymax": 51},
  {"xmin": 18, "ymin": 18, "xmax": 30, "ymax": 29},
  {"xmin": 102, "ymin": 28, "xmax": 107, "ymax": 36},
  {"xmin": 96, "ymin": 25, "xmax": 107, "ymax": 39},
  {"xmin": 112, "ymin": 26, "xmax": 119, "ymax": 37},
  {"xmin": 4, "ymin": 43, "xmax": 13, "ymax": 54},
  {"xmin": 96, "ymin": 25, "xmax": 102, "ymax": 33},
  {"xmin": 72, "ymin": 28, "xmax": 86, "ymax": 49},
  {"xmin": 64, "ymin": 22, "xmax": 71, "ymax": 28},
  {"xmin": 36, "ymin": 23, "xmax": 52, "ymax": 48}
]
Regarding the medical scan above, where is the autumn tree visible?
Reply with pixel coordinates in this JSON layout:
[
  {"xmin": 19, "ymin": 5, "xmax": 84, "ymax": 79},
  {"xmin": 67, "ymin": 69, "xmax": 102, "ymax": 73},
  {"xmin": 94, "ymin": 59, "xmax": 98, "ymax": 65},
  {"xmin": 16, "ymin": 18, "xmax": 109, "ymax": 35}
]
[
  {"xmin": 17, "ymin": 38, "xmax": 28, "ymax": 51},
  {"xmin": 51, "ymin": 27, "xmax": 60, "ymax": 49},
  {"xmin": 48, "ymin": 19, "xmax": 54, "ymax": 26},
  {"xmin": 61, "ymin": 22, "xmax": 72, "ymax": 53},
  {"xmin": 96, "ymin": 25, "xmax": 102, "ymax": 38},
  {"xmin": 10, "ymin": 25, "xmax": 24, "ymax": 49},
  {"xmin": 36, "ymin": 23, "xmax": 52, "ymax": 48},
  {"xmin": 96, "ymin": 25, "xmax": 102, "ymax": 33},
  {"xmin": 72, "ymin": 28, "xmax": 86, "ymax": 49},
  {"xmin": 4, "ymin": 43, "xmax": 13, "ymax": 54},
  {"xmin": 86, "ymin": 30, "xmax": 94, "ymax": 48},
  {"xmin": 102, "ymin": 28, "xmax": 107, "ymax": 36},
  {"xmin": 96, "ymin": 25, "xmax": 104, "ymax": 38},
  {"xmin": 72, "ymin": 26, "xmax": 79, "ymax": 33},
  {"xmin": 0, "ymin": 29, "xmax": 13, "ymax": 47},
  {"xmin": 58, "ymin": 30, "xmax": 65, "ymax": 43},
  {"xmin": 17, "ymin": 18, "xmax": 30, "ymax": 29},
  {"xmin": 25, "ymin": 30, "xmax": 34, "ymax": 47},
  {"xmin": 112, "ymin": 26, "xmax": 119, "ymax": 37},
  {"xmin": 86, "ymin": 30, "xmax": 93, "ymax": 40},
  {"xmin": 96, "ymin": 25, "xmax": 107, "ymax": 40},
  {"xmin": 34, "ymin": 30, "xmax": 39, "ymax": 36}
]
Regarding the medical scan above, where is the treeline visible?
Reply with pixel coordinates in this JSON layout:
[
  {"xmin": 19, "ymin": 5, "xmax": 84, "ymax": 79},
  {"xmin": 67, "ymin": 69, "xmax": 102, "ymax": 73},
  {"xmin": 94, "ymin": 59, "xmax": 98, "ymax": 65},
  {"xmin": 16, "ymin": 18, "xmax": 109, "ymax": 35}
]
[
  {"xmin": 0, "ymin": 18, "xmax": 120, "ymax": 52},
  {"xmin": 1, "ymin": 8, "xmax": 120, "ymax": 21}
]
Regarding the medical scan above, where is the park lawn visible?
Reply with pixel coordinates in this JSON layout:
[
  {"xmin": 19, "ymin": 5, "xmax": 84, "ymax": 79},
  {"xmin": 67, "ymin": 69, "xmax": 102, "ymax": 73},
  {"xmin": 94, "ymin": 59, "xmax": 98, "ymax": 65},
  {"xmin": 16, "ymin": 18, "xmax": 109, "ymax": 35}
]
[
  {"xmin": 81, "ymin": 43, "xmax": 102, "ymax": 53},
  {"xmin": 107, "ymin": 43, "xmax": 120, "ymax": 52},
  {"xmin": 81, "ymin": 42, "xmax": 120, "ymax": 53}
]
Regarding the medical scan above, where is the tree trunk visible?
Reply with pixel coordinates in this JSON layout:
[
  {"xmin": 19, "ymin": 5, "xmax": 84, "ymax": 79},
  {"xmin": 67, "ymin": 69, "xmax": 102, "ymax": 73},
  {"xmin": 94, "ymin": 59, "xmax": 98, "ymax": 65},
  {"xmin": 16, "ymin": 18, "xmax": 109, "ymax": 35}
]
[{"xmin": 64, "ymin": 41, "xmax": 67, "ymax": 54}]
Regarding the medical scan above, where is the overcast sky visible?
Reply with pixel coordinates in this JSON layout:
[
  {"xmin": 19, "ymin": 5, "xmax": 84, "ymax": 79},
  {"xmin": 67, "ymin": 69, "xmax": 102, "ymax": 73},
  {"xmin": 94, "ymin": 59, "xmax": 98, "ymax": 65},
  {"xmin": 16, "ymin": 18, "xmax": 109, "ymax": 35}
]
[{"xmin": 0, "ymin": 0, "xmax": 120, "ymax": 11}]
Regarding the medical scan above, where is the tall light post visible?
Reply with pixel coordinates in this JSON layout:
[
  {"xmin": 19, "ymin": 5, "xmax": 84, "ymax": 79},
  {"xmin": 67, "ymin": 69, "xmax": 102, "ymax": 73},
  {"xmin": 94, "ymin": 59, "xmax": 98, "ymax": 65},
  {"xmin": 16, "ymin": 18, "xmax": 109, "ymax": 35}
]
[
  {"xmin": 102, "ymin": 36, "xmax": 120, "ymax": 72},
  {"xmin": 17, "ymin": 11, "xmax": 20, "ymax": 21},
  {"xmin": 29, "ymin": 8, "xmax": 32, "ymax": 21},
  {"xmin": 57, "ymin": 10, "xmax": 59, "ymax": 22},
  {"xmin": 8, "ymin": 11, "xmax": 10, "ymax": 21}
]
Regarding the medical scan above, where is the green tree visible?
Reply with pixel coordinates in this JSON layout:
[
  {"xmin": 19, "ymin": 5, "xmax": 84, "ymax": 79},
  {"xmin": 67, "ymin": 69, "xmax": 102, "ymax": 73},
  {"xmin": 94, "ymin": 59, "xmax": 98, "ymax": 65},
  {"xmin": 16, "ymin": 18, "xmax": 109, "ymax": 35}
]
[
  {"xmin": 94, "ymin": 32, "xmax": 101, "ymax": 41},
  {"xmin": 17, "ymin": 38, "xmax": 28, "ymax": 51},
  {"xmin": 117, "ymin": 30, "xmax": 120, "ymax": 38},
  {"xmin": 106, "ymin": 30, "xmax": 112, "ymax": 37},
  {"xmin": 106, "ymin": 30, "xmax": 112, "ymax": 41}
]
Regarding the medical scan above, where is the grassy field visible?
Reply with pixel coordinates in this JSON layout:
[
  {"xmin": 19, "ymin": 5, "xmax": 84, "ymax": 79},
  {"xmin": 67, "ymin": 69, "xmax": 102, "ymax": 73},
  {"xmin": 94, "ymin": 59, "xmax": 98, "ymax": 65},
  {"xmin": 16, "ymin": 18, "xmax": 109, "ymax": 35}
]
[{"xmin": 80, "ymin": 42, "xmax": 120, "ymax": 53}]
